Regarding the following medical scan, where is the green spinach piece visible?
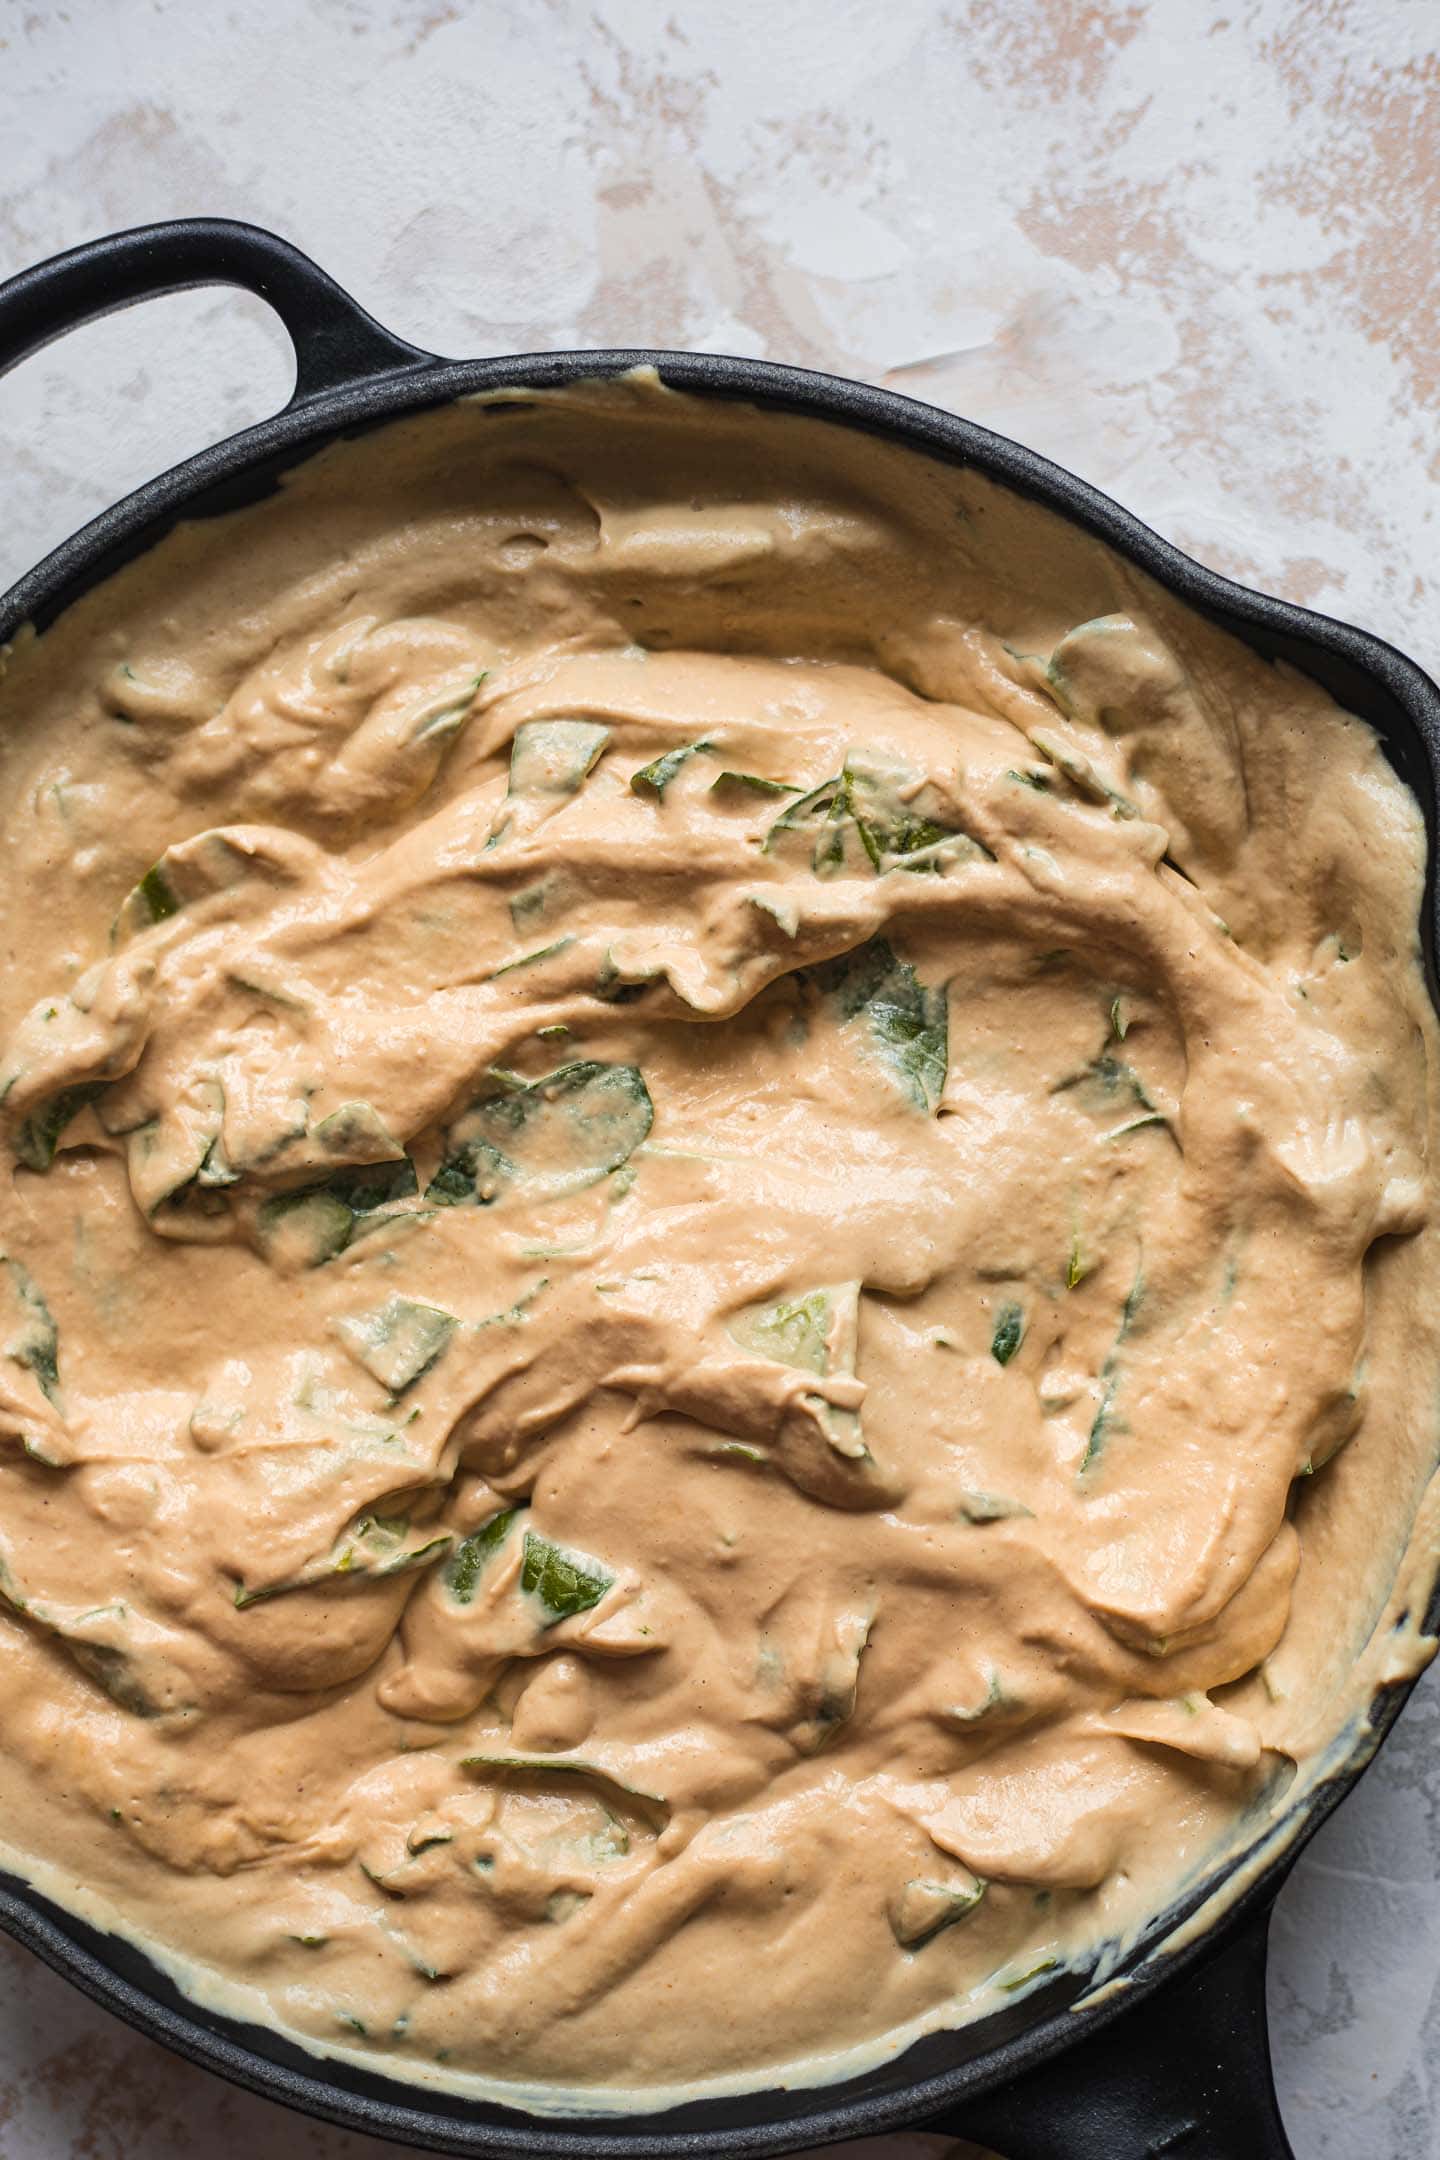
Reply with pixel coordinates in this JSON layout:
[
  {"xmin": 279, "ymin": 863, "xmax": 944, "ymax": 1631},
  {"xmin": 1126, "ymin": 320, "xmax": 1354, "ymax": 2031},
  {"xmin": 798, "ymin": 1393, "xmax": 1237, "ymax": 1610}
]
[
  {"xmin": 990, "ymin": 1301, "xmax": 1025, "ymax": 1366},
  {"xmin": 959, "ymin": 1491, "xmax": 1032, "ymax": 1524},
  {"xmin": 325, "ymin": 1157, "xmax": 418, "ymax": 1212},
  {"xmin": 630, "ymin": 739, "xmax": 713, "ymax": 799},
  {"xmin": 890, "ymin": 1874, "xmax": 986, "ymax": 1949},
  {"xmin": 411, "ymin": 672, "xmax": 485, "ymax": 744},
  {"xmin": 336, "ymin": 1296, "xmax": 456, "ymax": 1394},
  {"xmin": 112, "ymin": 829, "xmax": 261, "ymax": 946},
  {"xmin": 508, "ymin": 719, "xmax": 611, "ymax": 796},
  {"xmin": 520, "ymin": 1530, "xmax": 613, "ymax": 1626},
  {"xmin": 427, "ymin": 1061, "xmax": 652, "ymax": 1206},
  {"xmin": 0, "ymin": 1258, "xmax": 60, "ymax": 1403},
  {"xmin": 1081, "ymin": 1259, "xmax": 1145, "ymax": 1472},
  {"xmin": 729, "ymin": 1283, "xmax": 864, "ymax": 1459},
  {"xmin": 14, "ymin": 1082, "xmax": 106, "ymax": 1171},
  {"xmin": 256, "ymin": 1188, "xmax": 355, "ymax": 1270},
  {"xmin": 1052, "ymin": 1049, "xmax": 1158, "ymax": 1116},
  {"xmin": 710, "ymin": 770, "xmax": 798, "ymax": 800},
  {"xmin": 487, "ymin": 938, "xmax": 574, "ymax": 980},
  {"xmin": 136, "ymin": 864, "xmax": 179, "ymax": 923},
  {"xmin": 807, "ymin": 939, "xmax": 948, "ymax": 1113},
  {"xmin": 445, "ymin": 1508, "xmax": 521, "ymax": 1605},
  {"xmin": 766, "ymin": 755, "xmax": 983, "ymax": 877},
  {"xmin": 256, "ymin": 1149, "xmax": 418, "ymax": 1269},
  {"xmin": 459, "ymin": 1751, "xmax": 669, "ymax": 1830},
  {"xmin": 235, "ymin": 1514, "xmax": 451, "ymax": 1607},
  {"xmin": 311, "ymin": 1101, "xmax": 404, "ymax": 1164},
  {"xmin": 730, "ymin": 1288, "xmax": 832, "ymax": 1375}
]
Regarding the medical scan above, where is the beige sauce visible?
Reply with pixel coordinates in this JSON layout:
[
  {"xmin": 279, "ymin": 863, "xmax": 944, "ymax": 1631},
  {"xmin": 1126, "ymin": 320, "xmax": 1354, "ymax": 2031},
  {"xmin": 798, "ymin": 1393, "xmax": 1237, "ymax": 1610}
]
[{"xmin": 0, "ymin": 378, "xmax": 1435, "ymax": 2108}]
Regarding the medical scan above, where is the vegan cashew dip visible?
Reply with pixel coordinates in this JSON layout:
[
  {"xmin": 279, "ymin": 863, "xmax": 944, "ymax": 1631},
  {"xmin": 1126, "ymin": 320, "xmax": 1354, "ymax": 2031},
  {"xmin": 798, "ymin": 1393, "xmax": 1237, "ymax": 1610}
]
[{"xmin": 0, "ymin": 379, "xmax": 1435, "ymax": 2107}]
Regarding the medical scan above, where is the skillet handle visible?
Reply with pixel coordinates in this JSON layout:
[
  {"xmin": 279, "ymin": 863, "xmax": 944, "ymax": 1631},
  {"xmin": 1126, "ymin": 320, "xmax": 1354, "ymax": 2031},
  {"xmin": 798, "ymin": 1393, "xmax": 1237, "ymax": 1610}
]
[
  {"xmin": 927, "ymin": 1903, "xmax": 1294, "ymax": 2160},
  {"xmin": 0, "ymin": 216, "xmax": 431, "ymax": 405}
]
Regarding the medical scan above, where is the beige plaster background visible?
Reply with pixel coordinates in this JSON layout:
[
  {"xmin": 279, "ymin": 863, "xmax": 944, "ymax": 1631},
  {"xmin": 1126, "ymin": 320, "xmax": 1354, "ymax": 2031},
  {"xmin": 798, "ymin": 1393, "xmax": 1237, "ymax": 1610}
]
[{"xmin": 0, "ymin": 2, "xmax": 1438, "ymax": 2154}]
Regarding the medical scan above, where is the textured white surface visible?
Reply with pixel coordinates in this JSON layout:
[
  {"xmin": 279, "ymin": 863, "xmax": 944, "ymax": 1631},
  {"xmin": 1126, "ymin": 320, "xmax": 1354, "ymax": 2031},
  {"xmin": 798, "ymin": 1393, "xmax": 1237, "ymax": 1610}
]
[{"xmin": 1, "ymin": 1, "xmax": 1438, "ymax": 2154}]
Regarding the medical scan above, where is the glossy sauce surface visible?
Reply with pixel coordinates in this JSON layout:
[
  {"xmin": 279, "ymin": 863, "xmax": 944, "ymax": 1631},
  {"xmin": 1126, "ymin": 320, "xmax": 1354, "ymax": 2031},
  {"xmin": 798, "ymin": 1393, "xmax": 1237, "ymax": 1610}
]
[{"xmin": 0, "ymin": 382, "xmax": 1434, "ymax": 2105}]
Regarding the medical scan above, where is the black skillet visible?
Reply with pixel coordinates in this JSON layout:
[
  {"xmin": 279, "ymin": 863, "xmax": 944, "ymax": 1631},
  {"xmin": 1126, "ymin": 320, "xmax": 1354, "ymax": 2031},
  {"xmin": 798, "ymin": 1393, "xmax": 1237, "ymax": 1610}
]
[{"xmin": 1, "ymin": 218, "xmax": 1437, "ymax": 2160}]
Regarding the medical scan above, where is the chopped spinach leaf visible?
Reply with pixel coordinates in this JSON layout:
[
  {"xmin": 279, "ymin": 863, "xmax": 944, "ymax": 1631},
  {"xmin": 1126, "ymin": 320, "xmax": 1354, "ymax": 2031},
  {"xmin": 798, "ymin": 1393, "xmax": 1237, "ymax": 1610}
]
[
  {"xmin": 459, "ymin": 1751, "xmax": 668, "ymax": 1830},
  {"xmin": 411, "ymin": 672, "xmax": 485, "ymax": 743},
  {"xmin": 487, "ymin": 937, "xmax": 574, "ymax": 980},
  {"xmin": 730, "ymin": 1288, "xmax": 832, "ymax": 1376},
  {"xmin": 0, "ymin": 1258, "xmax": 60, "ymax": 1403},
  {"xmin": 508, "ymin": 872, "xmax": 571, "ymax": 930},
  {"xmin": 445, "ymin": 1507, "xmax": 522, "ymax": 1605},
  {"xmin": 729, "ymin": 1283, "xmax": 864, "ymax": 1459},
  {"xmin": 959, "ymin": 1491, "xmax": 1033, "ymax": 1524},
  {"xmin": 112, "ymin": 828, "xmax": 258, "ymax": 946},
  {"xmin": 990, "ymin": 1301, "xmax": 1024, "ymax": 1366},
  {"xmin": 1082, "ymin": 1374, "xmax": 1119, "ymax": 1470},
  {"xmin": 508, "ymin": 719, "xmax": 611, "ymax": 796},
  {"xmin": 14, "ymin": 1082, "xmax": 106, "ymax": 1171},
  {"xmin": 710, "ymin": 769, "xmax": 798, "ymax": 800},
  {"xmin": 235, "ymin": 1513, "xmax": 451, "ymax": 1607},
  {"xmin": 941, "ymin": 1672, "xmax": 1008, "ymax": 1725},
  {"xmin": 259, "ymin": 1149, "xmax": 418, "ymax": 1256},
  {"xmin": 595, "ymin": 951, "xmax": 655, "ymax": 1004},
  {"xmin": 407, "ymin": 1822, "xmax": 455, "ymax": 1856},
  {"xmin": 520, "ymin": 1530, "xmax": 613, "ymax": 1625},
  {"xmin": 1052, "ymin": 1049, "xmax": 1160, "ymax": 1118},
  {"xmin": 1080, "ymin": 1255, "xmax": 1144, "ymax": 1473},
  {"xmin": 256, "ymin": 1188, "xmax": 355, "ymax": 1271},
  {"xmin": 325, "ymin": 1156, "xmax": 418, "ymax": 1212},
  {"xmin": 311, "ymin": 1101, "xmax": 405, "ymax": 1164},
  {"xmin": 766, "ymin": 753, "xmax": 984, "ymax": 877},
  {"xmin": 794, "ymin": 1609, "xmax": 873, "ymax": 1754},
  {"xmin": 630, "ymin": 739, "xmax": 713, "ymax": 799},
  {"xmin": 426, "ymin": 1061, "xmax": 652, "ymax": 1207},
  {"xmin": 135, "ymin": 864, "xmax": 180, "ymax": 924},
  {"xmin": 1109, "ymin": 1113, "xmax": 1169, "ymax": 1141},
  {"xmin": 890, "ymin": 1874, "xmax": 986, "ymax": 1948},
  {"xmin": 807, "ymin": 939, "xmax": 948, "ymax": 1113},
  {"xmin": 335, "ymin": 1296, "xmax": 456, "ymax": 1394}
]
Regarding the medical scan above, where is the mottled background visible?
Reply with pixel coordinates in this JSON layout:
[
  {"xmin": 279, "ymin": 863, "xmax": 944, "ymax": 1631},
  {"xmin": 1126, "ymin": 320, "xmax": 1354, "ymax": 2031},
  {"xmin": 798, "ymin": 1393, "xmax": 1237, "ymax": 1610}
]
[{"xmin": 1, "ymin": 0, "xmax": 1438, "ymax": 2154}]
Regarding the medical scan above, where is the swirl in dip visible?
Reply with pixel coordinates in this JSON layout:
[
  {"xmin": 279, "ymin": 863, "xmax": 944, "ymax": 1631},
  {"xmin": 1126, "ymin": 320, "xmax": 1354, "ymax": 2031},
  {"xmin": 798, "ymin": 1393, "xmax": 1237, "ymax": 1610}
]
[{"xmin": 0, "ymin": 380, "xmax": 1434, "ymax": 2106}]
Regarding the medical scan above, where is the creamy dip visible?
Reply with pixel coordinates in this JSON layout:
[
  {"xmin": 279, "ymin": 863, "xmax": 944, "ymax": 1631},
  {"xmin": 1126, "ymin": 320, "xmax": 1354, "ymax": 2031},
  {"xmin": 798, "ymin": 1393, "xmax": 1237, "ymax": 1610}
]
[{"xmin": 0, "ymin": 378, "xmax": 1435, "ymax": 2108}]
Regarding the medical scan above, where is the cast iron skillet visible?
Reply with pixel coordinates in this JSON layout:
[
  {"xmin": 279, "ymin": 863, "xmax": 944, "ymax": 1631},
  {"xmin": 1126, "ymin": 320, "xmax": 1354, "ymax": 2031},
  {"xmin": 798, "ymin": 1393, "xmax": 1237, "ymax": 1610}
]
[{"xmin": 1, "ymin": 218, "xmax": 1438, "ymax": 2160}]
